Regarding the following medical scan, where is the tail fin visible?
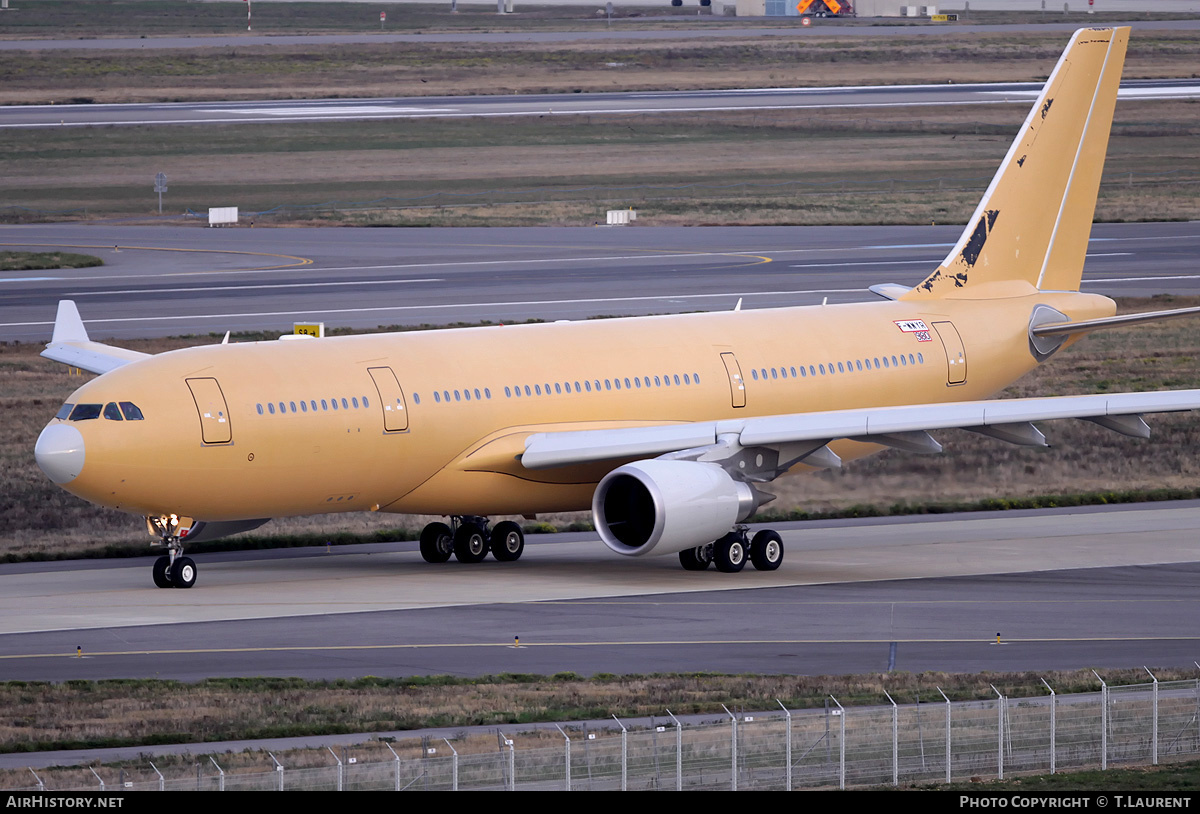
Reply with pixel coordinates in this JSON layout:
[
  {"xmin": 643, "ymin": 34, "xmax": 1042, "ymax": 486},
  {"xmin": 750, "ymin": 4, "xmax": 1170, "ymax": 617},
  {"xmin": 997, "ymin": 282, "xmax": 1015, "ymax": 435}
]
[{"xmin": 904, "ymin": 27, "xmax": 1128, "ymax": 300}]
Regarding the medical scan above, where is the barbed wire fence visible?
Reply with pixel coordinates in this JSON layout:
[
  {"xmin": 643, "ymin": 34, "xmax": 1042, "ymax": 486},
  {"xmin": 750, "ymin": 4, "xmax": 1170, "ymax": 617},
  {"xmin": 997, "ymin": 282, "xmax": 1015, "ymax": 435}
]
[{"xmin": 13, "ymin": 676, "xmax": 1200, "ymax": 792}]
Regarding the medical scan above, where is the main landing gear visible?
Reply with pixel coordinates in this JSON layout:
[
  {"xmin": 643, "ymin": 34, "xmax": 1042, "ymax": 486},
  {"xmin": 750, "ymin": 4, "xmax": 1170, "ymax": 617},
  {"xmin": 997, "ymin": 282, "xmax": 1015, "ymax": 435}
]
[
  {"xmin": 678, "ymin": 527, "xmax": 784, "ymax": 574},
  {"xmin": 147, "ymin": 514, "xmax": 198, "ymax": 589},
  {"xmin": 419, "ymin": 516, "xmax": 525, "ymax": 565}
]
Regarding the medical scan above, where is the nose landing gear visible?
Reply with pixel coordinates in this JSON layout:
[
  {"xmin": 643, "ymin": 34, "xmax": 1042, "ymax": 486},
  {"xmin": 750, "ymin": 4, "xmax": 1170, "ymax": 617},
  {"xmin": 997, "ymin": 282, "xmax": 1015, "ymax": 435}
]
[{"xmin": 147, "ymin": 514, "xmax": 198, "ymax": 589}]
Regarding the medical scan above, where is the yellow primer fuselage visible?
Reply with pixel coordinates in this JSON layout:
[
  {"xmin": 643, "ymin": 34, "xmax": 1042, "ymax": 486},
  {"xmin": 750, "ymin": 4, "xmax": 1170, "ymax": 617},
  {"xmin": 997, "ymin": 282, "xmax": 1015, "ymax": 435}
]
[{"xmin": 51, "ymin": 288, "xmax": 1114, "ymax": 523}]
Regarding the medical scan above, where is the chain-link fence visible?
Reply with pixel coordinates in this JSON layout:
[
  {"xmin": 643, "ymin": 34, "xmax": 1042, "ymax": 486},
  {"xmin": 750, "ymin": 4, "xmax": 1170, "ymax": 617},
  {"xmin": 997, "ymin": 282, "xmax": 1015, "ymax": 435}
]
[{"xmin": 16, "ymin": 678, "xmax": 1200, "ymax": 792}]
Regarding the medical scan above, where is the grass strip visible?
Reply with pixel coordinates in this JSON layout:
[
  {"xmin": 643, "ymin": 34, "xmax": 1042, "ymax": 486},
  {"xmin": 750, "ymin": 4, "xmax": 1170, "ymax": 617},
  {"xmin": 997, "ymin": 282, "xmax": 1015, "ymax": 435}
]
[
  {"xmin": 0, "ymin": 668, "xmax": 1194, "ymax": 757},
  {"xmin": 0, "ymin": 252, "xmax": 102, "ymax": 271}
]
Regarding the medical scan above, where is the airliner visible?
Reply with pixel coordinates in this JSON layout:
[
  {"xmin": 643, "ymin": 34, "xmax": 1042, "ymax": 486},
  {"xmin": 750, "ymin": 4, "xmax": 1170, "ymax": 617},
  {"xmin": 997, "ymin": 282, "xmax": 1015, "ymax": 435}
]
[{"xmin": 33, "ymin": 27, "xmax": 1200, "ymax": 588}]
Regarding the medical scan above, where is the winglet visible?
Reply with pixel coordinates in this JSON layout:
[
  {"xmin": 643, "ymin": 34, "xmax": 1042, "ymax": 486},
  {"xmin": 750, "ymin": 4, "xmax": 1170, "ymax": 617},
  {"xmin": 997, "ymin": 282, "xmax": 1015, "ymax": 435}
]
[{"xmin": 50, "ymin": 300, "xmax": 89, "ymax": 344}]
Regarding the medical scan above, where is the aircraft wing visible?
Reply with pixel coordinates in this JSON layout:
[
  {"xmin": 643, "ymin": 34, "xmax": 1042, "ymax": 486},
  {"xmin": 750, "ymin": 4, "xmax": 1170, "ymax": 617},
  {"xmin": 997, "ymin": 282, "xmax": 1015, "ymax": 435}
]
[
  {"xmin": 40, "ymin": 300, "xmax": 150, "ymax": 375},
  {"xmin": 521, "ymin": 390, "xmax": 1200, "ymax": 473}
]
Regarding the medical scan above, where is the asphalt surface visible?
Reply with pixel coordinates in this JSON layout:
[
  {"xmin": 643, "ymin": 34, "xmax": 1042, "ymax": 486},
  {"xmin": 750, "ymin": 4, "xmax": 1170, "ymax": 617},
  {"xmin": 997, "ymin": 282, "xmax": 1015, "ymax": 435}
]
[
  {"xmin": 1, "ymin": 221, "xmax": 1198, "ymax": 341},
  {"xmin": 4, "ymin": 80, "xmax": 1199, "ymax": 128},
  {"xmin": 2, "ymin": 502, "xmax": 1200, "ymax": 682}
]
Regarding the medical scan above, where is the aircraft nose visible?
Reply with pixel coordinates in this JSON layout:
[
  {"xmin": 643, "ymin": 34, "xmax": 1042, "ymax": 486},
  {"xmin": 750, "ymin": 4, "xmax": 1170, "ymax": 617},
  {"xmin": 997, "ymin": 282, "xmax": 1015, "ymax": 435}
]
[{"xmin": 35, "ymin": 423, "xmax": 86, "ymax": 484}]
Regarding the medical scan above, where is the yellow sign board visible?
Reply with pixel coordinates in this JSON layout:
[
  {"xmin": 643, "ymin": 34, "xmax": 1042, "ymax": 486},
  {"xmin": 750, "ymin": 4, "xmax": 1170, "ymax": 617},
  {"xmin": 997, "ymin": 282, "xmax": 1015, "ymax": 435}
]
[
  {"xmin": 294, "ymin": 322, "xmax": 325, "ymax": 338},
  {"xmin": 931, "ymin": 13, "xmax": 959, "ymax": 21}
]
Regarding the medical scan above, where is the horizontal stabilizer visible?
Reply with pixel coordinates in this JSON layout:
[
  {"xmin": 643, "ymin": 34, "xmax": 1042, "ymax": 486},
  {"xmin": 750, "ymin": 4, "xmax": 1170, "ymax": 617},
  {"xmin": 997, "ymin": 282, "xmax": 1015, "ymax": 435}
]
[
  {"xmin": 41, "ymin": 300, "xmax": 149, "ymax": 375},
  {"xmin": 1031, "ymin": 304, "xmax": 1200, "ymax": 337}
]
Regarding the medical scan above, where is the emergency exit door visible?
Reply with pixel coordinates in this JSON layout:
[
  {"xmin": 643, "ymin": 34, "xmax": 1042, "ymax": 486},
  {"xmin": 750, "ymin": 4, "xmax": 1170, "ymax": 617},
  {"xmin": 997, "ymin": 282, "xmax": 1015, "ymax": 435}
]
[
  {"xmin": 720, "ymin": 352, "xmax": 747, "ymax": 408},
  {"xmin": 932, "ymin": 321, "xmax": 967, "ymax": 386},
  {"xmin": 186, "ymin": 377, "xmax": 232, "ymax": 444},
  {"xmin": 368, "ymin": 367, "xmax": 409, "ymax": 432}
]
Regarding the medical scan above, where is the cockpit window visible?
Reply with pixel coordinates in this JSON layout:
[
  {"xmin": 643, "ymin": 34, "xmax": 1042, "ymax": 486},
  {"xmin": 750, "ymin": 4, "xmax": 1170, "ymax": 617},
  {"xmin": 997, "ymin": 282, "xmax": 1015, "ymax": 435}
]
[
  {"xmin": 55, "ymin": 403, "xmax": 74, "ymax": 420},
  {"xmin": 103, "ymin": 402, "xmax": 123, "ymax": 421},
  {"xmin": 119, "ymin": 402, "xmax": 144, "ymax": 420},
  {"xmin": 68, "ymin": 404, "xmax": 102, "ymax": 421}
]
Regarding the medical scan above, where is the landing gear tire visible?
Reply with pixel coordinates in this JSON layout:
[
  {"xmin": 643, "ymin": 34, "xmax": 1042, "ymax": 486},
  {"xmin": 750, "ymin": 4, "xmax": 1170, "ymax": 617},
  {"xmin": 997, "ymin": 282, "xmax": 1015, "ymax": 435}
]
[
  {"xmin": 490, "ymin": 521, "xmax": 525, "ymax": 562},
  {"xmin": 453, "ymin": 522, "xmax": 490, "ymax": 564},
  {"xmin": 713, "ymin": 532, "xmax": 747, "ymax": 573},
  {"xmin": 170, "ymin": 556, "xmax": 197, "ymax": 589},
  {"xmin": 152, "ymin": 556, "xmax": 172, "ymax": 589},
  {"xmin": 750, "ymin": 530, "xmax": 784, "ymax": 571},
  {"xmin": 419, "ymin": 522, "xmax": 454, "ymax": 563},
  {"xmin": 679, "ymin": 544, "xmax": 713, "ymax": 571}
]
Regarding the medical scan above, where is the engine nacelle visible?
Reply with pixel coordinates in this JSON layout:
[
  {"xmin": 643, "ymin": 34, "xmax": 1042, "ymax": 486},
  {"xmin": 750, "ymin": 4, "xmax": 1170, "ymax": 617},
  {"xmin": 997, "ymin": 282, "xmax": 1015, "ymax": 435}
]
[{"xmin": 592, "ymin": 460, "xmax": 759, "ymax": 557}]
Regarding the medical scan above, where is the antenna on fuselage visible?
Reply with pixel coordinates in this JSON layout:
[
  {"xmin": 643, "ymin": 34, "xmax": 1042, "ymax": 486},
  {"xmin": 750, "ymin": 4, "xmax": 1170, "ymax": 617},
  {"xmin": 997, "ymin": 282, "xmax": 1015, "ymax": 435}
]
[
  {"xmin": 220, "ymin": 331, "xmax": 230, "ymax": 345},
  {"xmin": 734, "ymin": 298, "xmax": 742, "ymax": 312}
]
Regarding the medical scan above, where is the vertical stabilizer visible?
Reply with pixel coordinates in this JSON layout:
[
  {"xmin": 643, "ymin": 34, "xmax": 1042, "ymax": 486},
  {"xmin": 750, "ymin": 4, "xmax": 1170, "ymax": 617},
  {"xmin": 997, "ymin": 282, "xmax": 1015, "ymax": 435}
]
[{"xmin": 904, "ymin": 28, "xmax": 1128, "ymax": 299}]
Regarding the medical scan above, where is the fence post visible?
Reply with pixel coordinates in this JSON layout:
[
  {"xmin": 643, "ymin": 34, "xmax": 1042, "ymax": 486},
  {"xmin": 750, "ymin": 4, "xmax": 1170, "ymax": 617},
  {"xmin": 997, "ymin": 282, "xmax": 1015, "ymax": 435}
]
[
  {"xmin": 1094, "ymin": 667, "xmax": 1108, "ymax": 773},
  {"xmin": 831, "ymin": 696, "xmax": 846, "ymax": 790},
  {"xmin": 498, "ymin": 731, "xmax": 515, "ymax": 791},
  {"xmin": 884, "ymin": 691, "xmax": 898, "ymax": 786},
  {"xmin": 667, "ymin": 709, "xmax": 683, "ymax": 791},
  {"xmin": 937, "ymin": 687, "xmax": 951, "ymax": 783},
  {"xmin": 328, "ymin": 746, "xmax": 343, "ymax": 791},
  {"xmin": 89, "ymin": 767, "xmax": 105, "ymax": 792},
  {"xmin": 150, "ymin": 761, "xmax": 164, "ymax": 792},
  {"xmin": 384, "ymin": 743, "xmax": 401, "ymax": 791},
  {"xmin": 555, "ymin": 725, "xmax": 572, "ymax": 791},
  {"xmin": 722, "ymin": 704, "xmax": 738, "ymax": 791},
  {"xmin": 269, "ymin": 752, "xmax": 284, "ymax": 792},
  {"xmin": 1040, "ymin": 678, "xmax": 1056, "ymax": 775},
  {"xmin": 1146, "ymin": 667, "xmax": 1159, "ymax": 765},
  {"xmin": 991, "ymin": 685, "xmax": 1005, "ymax": 780},
  {"xmin": 444, "ymin": 739, "xmax": 458, "ymax": 791},
  {"xmin": 777, "ymin": 700, "xmax": 792, "ymax": 791},
  {"xmin": 613, "ymin": 715, "xmax": 628, "ymax": 791}
]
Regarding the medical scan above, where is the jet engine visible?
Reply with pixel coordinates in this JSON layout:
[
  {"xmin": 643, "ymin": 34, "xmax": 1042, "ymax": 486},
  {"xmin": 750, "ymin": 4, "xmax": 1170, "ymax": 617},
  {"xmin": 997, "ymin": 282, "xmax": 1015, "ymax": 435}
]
[{"xmin": 592, "ymin": 460, "xmax": 760, "ymax": 557}]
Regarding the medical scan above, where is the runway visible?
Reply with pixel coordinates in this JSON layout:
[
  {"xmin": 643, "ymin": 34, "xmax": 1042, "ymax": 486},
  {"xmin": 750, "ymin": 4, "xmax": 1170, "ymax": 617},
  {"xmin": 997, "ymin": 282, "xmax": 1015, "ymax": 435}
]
[
  {"xmin": 4, "ymin": 80, "xmax": 1198, "ymax": 128},
  {"xmin": 2, "ymin": 502, "xmax": 1200, "ymax": 681},
  {"xmin": 1, "ymin": 221, "xmax": 1198, "ymax": 341}
]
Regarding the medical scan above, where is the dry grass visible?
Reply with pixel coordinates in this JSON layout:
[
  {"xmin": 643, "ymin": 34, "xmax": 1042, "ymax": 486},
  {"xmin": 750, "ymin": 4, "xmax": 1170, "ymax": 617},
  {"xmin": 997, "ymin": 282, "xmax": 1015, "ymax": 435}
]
[
  {"xmin": 0, "ymin": 667, "xmax": 1192, "ymax": 786},
  {"xmin": 2, "ymin": 29, "xmax": 1198, "ymax": 106},
  {"xmin": 3, "ymin": 101, "xmax": 1197, "ymax": 226}
]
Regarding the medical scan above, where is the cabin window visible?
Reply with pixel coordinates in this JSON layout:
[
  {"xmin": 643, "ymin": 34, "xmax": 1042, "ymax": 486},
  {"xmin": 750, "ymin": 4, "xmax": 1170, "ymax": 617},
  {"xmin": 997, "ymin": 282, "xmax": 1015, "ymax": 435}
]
[
  {"xmin": 751, "ymin": 369, "xmax": 759, "ymax": 381},
  {"xmin": 819, "ymin": 364, "xmax": 826, "ymax": 375},
  {"xmin": 624, "ymin": 378, "xmax": 631, "ymax": 389},
  {"xmin": 484, "ymin": 388, "xmax": 491, "ymax": 399},
  {"xmin": 892, "ymin": 355, "xmax": 899, "ymax": 368},
  {"xmin": 837, "ymin": 363, "xmax": 844, "ymax": 374},
  {"xmin": 118, "ymin": 402, "xmax": 142, "ymax": 420},
  {"xmin": 856, "ymin": 360, "xmax": 863, "ymax": 372},
  {"xmin": 684, "ymin": 374, "xmax": 691, "ymax": 385},
  {"xmin": 256, "ymin": 404, "xmax": 264, "ymax": 415},
  {"xmin": 554, "ymin": 383, "xmax": 562, "ymax": 394},
  {"xmin": 918, "ymin": 352, "xmax": 924, "ymax": 364},
  {"xmin": 634, "ymin": 378, "xmax": 642, "ymax": 389},
  {"xmin": 331, "ymin": 399, "xmax": 339, "ymax": 411},
  {"xmin": 352, "ymin": 397, "xmax": 360, "ymax": 408},
  {"xmin": 799, "ymin": 367, "xmax": 807, "ymax": 378},
  {"xmin": 321, "ymin": 400, "xmax": 328, "ymax": 410},
  {"xmin": 300, "ymin": 401, "xmax": 308, "ymax": 413},
  {"xmin": 268, "ymin": 403, "xmax": 276, "ymax": 415},
  {"xmin": 413, "ymin": 393, "xmax": 421, "ymax": 405},
  {"xmin": 883, "ymin": 357, "xmax": 890, "ymax": 369},
  {"xmin": 103, "ymin": 402, "xmax": 123, "ymax": 421},
  {"xmin": 289, "ymin": 401, "xmax": 297, "ymax": 413}
]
